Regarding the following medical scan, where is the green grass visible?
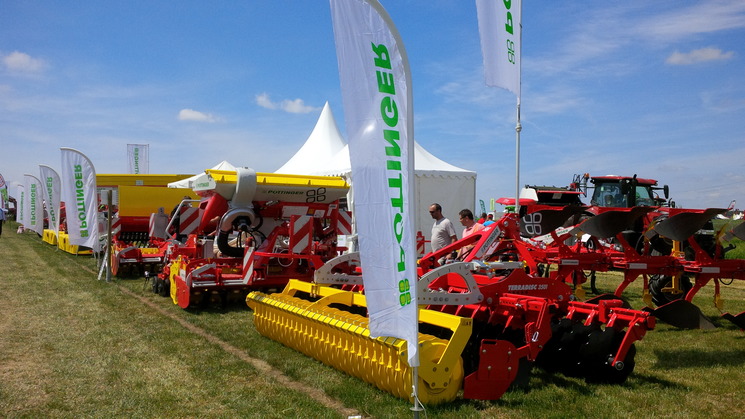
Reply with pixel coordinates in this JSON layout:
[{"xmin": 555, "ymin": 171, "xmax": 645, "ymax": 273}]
[{"xmin": 1, "ymin": 220, "xmax": 744, "ymax": 418}]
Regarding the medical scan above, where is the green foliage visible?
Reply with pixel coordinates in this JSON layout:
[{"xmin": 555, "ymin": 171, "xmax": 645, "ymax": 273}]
[{"xmin": 1, "ymin": 222, "xmax": 744, "ymax": 418}]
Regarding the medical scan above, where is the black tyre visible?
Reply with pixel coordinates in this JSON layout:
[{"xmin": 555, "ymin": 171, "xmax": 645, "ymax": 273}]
[{"xmin": 648, "ymin": 274, "xmax": 693, "ymax": 306}]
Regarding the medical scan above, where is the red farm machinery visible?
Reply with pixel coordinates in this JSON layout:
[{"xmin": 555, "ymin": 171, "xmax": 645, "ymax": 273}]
[
  {"xmin": 152, "ymin": 167, "xmax": 354, "ymax": 309},
  {"xmin": 246, "ymin": 211, "xmax": 658, "ymax": 404},
  {"xmin": 95, "ymin": 174, "xmax": 197, "ymax": 277},
  {"xmin": 245, "ymin": 172, "xmax": 744, "ymax": 404},
  {"xmin": 499, "ymin": 173, "xmax": 745, "ymax": 329}
]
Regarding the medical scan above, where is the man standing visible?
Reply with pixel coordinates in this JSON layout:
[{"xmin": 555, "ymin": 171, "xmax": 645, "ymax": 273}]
[
  {"xmin": 429, "ymin": 203, "xmax": 457, "ymax": 253},
  {"xmin": 458, "ymin": 209, "xmax": 485, "ymax": 239},
  {"xmin": 456, "ymin": 208, "xmax": 484, "ymax": 259}
]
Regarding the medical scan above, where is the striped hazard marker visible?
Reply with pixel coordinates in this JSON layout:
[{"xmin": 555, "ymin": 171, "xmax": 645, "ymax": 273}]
[
  {"xmin": 242, "ymin": 246, "xmax": 256, "ymax": 283},
  {"xmin": 290, "ymin": 215, "xmax": 312, "ymax": 255},
  {"xmin": 178, "ymin": 207, "xmax": 200, "ymax": 235},
  {"xmin": 336, "ymin": 210, "xmax": 353, "ymax": 236}
]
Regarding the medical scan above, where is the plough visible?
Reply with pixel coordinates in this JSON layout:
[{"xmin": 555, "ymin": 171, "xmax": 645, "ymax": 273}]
[{"xmin": 493, "ymin": 205, "xmax": 745, "ymax": 329}]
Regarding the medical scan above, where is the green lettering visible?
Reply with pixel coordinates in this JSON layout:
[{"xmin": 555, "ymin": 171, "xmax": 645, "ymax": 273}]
[
  {"xmin": 380, "ymin": 97, "xmax": 398, "ymax": 127},
  {"xmin": 371, "ymin": 43, "xmax": 391, "ymax": 69}
]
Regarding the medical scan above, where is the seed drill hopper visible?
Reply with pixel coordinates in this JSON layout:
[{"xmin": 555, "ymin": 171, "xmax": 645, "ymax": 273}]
[
  {"xmin": 95, "ymin": 174, "xmax": 196, "ymax": 277},
  {"xmin": 246, "ymin": 212, "xmax": 655, "ymax": 404},
  {"xmin": 155, "ymin": 167, "xmax": 353, "ymax": 308}
]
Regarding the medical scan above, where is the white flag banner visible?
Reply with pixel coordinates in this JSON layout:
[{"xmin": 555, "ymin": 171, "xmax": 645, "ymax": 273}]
[
  {"xmin": 60, "ymin": 147, "xmax": 100, "ymax": 251},
  {"xmin": 0, "ymin": 173, "xmax": 7, "ymax": 210},
  {"xmin": 330, "ymin": 0, "xmax": 418, "ymax": 366},
  {"xmin": 17, "ymin": 185, "xmax": 25, "ymax": 226},
  {"xmin": 24, "ymin": 174, "xmax": 44, "ymax": 236},
  {"xmin": 127, "ymin": 143, "xmax": 149, "ymax": 174},
  {"xmin": 40, "ymin": 165, "xmax": 62, "ymax": 237},
  {"xmin": 476, "ymin": 0, "xmax": 521, "ymax": 96}
]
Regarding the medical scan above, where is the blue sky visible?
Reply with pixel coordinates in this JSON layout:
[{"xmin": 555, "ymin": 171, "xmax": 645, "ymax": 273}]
[{"xmin": 2, "ymin": 1, "xmax": 744, "ymax": 210}]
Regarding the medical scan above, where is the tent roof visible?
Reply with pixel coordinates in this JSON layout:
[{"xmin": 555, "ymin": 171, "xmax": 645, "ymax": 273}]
[
  {"xmin": 275, "ymin": 102, "xmax": 475, "ymax": 179},
  {"xmin": 167, "ymin": 160, "xmax": 236, "ymax": 189},
  {"xmin": 275, "ymin": 102, "xmax": 346, "ymax": 175}
]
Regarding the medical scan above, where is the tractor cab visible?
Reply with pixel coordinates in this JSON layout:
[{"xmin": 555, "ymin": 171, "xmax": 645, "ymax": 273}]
[{"xmin": 588, "ymin": 175, "xmax": 670, "ymax": 209}]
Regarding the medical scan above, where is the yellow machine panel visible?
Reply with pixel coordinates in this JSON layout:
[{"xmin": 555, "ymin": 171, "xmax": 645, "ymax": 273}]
[
  {"xmin": 116, "ymin": 186, "xmax": 196, "ymax": 217},
  {"xmin": 96, "ymin": 174, "xmax": 193, "ymax": 187}
]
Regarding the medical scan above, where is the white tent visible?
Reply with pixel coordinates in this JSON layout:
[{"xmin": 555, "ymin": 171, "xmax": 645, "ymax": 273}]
[
  {"xmin": 167, "ymin": 160, "xmax": 237, "ymax": 189},
  {"xmin": 276, "ymin": 102, "xmax": 477, "ymax": 250}
]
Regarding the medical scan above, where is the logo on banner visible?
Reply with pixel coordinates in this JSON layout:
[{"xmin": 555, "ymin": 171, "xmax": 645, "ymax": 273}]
[
  {"xmin": 30, "ymin": 182, "xmax": 38, "ymax": 226},
  {"xmin": 372, "ymin": 42, "xmax": 411, "ymax": 308},
  {"xmin": 73, "ymin": 164, "xmax": 89, "ymax": 237},
  {"xmin": 133, "ymin": 147, "xmax": 140, "ymax": 174},
  {"xmin": 45, "ymin": 176, "xmax": 57, "ymax": 227}
]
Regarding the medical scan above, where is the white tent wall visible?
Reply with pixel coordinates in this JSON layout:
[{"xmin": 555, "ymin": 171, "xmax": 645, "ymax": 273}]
[
  {"xmin": 416, "ymin": 172, "xmax": 476, "ymax": 253},
  {"xmin": 275, "ymin": 103, "xmax": 477, "ymax": 252}
]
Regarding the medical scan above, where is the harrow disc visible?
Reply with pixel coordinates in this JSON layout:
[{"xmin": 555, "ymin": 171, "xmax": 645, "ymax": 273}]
[
  {"xmin": 577, "ymin": 328, "xmax": 636, "ymax": 384},
  {"xmin": 536, "ymin": 318, "xmax": 594, "ymax": 378}
]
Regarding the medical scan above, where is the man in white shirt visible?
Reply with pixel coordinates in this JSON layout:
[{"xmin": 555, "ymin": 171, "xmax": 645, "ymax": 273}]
[{"xmin": 429, "ymin": 203, "xmax": 457, "ymax": 253}]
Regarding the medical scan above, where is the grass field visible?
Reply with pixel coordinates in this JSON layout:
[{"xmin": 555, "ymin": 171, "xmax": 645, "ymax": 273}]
[{"xmin": 1, "ymin": 221, "xmax": 744, "ymax": 418}]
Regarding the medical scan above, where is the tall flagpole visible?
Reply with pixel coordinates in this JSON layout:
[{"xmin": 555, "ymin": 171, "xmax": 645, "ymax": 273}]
[
  {"xmin": 515, "ymin": 99, "xmax": 521, "ymax": 215},
  {"xmin": 514, "ymin": 1, "xmax": 523, "ymax": 216},
  {"xmin": 475, "ymin": 0, "xmax": 522, "ymax": 214}
]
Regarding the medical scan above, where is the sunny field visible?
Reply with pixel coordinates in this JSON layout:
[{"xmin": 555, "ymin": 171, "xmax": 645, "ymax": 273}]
[{"xmin": 1, "ymin": 221, "xmax": 743, "ymax": 419}]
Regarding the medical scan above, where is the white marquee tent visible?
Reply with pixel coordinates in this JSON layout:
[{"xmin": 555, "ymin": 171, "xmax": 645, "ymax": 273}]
[
  {"xmin": 167, "ymin": 160, "xmax": 237, "ymax": 189},
  {"xmin": 276, "ymin": 102, "xmax": 477, "ymax": 251}
]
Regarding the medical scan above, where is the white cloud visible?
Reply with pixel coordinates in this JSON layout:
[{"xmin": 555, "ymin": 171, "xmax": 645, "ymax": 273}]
[
  {"xmin": 666, "ymin": 47, "xmax": 735, "ymax": 65},
  {"xmin": 255, "ymin": 93, "xmax": 318, "ymax": 114},
  {"xmin": 2, "ymin": 51, "xmax": 46, "ymax": 73},
  {"xmin": 178, "ymin": 108, "xmax": 219, "ymax": 122},
  {"xmin": 530, "ymin": 2, "xmax": 745, "ymax": 77}
]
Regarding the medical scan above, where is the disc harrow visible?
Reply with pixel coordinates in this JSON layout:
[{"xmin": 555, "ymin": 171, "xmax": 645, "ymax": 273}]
[{"xmin": 248, "ymin": 234, "xmax": 655, "ymax": 403}]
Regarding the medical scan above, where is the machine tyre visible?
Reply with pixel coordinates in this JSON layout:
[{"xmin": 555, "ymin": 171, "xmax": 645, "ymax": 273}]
[
  {"xmin": 159, "ymin": 277, "xmax": 170, "ymax": 297},
  {"xmin": 649, "ymin": 274, "xmax": 693, "ymax": 307}
]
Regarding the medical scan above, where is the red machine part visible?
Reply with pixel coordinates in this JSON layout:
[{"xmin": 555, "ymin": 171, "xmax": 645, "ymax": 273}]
[
  {"xmin": 418, "ymin": 262, "xmax": 653, "ymax": 399},
  {"xmin": 157, "ymin": 195, "xmax": 352, "ymax": 309}
]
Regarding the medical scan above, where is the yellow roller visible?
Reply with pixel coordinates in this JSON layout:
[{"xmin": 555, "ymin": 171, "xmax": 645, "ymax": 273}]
[{"xmin": 246, "ymin": 279, "xmax": 472, "ymax": 405}]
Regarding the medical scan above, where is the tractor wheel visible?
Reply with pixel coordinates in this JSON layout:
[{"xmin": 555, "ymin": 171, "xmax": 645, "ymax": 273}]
[
  {"xmin": 578, "ymin": 328, "xmax": 636, "ymax": 384},
  {"xmin": 649, "ymin": 274, "xmax": 693, "ymax": 307}
]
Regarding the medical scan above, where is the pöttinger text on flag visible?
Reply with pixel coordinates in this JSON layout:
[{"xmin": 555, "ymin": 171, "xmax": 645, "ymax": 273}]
[
  {"xmin": 60, "ymin": 148, "xmax": 100, "ymax": 251},
  {"xmin": 330, "ymin": 0, "xmax": 419, "ymax": 367}
]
